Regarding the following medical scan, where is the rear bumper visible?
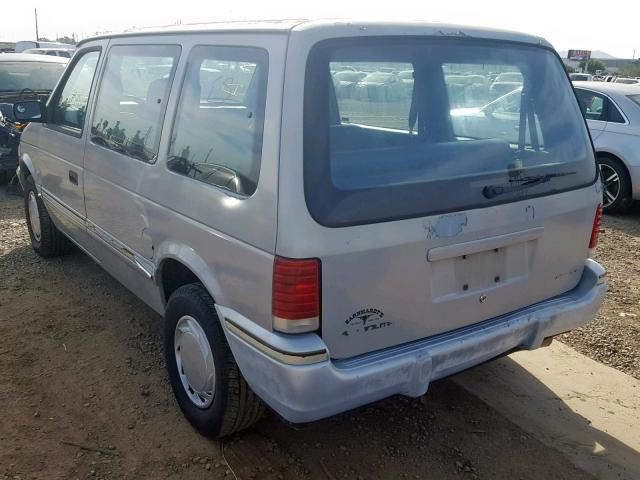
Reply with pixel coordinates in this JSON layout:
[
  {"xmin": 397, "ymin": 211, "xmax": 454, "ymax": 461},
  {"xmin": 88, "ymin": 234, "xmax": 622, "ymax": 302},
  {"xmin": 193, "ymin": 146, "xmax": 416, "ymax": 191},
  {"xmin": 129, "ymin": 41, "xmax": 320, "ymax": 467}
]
[{"xmin": 219, "ymin": 259, "xmax": 606, "ymax": 424}]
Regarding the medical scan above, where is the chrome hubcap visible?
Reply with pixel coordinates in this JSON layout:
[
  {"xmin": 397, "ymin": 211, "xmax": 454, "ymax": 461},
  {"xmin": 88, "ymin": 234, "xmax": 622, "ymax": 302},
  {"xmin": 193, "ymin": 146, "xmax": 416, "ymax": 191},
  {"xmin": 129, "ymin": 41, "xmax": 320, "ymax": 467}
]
[
  {"xmin": 174, "ymin": 315, "xmax": 215, "ymax": 408},
  {"xmin": 600, "ymin": 164, "xmax": 621, "ymax": 208},
  {"xmin": 28, "ymin": 191, "xmax": 41, "ymax": 242}
]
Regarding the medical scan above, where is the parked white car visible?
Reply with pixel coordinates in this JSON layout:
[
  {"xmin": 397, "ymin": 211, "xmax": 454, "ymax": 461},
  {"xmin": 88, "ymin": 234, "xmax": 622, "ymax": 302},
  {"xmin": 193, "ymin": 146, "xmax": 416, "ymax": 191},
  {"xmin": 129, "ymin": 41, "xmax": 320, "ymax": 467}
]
[
  {"xmin": 14, "ymin": 40, "xmax": 74, "ymax": 53},
  {"xmin": 22, "ymin": 48, "xmax": 74, "ymax": 58},
  {"xmin": 573, "ymin": 82, "xmax": 640, "ymax": 211}
]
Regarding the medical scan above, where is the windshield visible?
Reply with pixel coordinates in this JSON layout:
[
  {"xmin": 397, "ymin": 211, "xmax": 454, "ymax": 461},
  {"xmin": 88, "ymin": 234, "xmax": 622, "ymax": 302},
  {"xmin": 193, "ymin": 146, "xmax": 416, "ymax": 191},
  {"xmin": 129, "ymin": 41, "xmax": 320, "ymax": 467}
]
[
  {"xmin": 615, "ymin": 78, "xmax": 639, "ymax": 84},
  {"xmin": 304, "ymin": 37, "xmax": 596, "ymax": 227},
  {"xmin": 0, "ymin": 61, "xmax": 66, "ymax": 93}
]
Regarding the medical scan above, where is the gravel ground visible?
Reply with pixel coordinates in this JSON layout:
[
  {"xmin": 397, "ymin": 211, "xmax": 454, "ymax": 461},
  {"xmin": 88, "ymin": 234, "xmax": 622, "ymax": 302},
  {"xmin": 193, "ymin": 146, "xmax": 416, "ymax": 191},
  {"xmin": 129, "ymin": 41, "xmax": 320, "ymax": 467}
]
[
  {"xmin": 1, "ymin": 186, "xmax": 634, "ymax": 479},
  {"xmin": 561, "ymin": 205, "xmax": 640, "ymax": 379}
]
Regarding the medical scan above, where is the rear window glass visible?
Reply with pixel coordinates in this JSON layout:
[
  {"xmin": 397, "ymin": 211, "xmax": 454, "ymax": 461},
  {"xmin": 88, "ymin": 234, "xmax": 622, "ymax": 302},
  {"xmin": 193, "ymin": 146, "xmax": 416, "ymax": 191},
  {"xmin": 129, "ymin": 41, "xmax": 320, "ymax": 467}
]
[
  {"xmin": 629, "ymin": 95, "xmax": 640, "ymax": 107},
  {"xmin": 607, "ymin": 99, "xmax": 625, "ymax": 123},
  {"xmin": 332, "ymin": 62, "xmax": 411, "ymax": 130},
  {"xmin": 304, "ymin": 37, "xmax": 596, "ymax": 227},
  {"xmin": 0, "ymin": 61, "xmax": 66, "ymax": 93}
]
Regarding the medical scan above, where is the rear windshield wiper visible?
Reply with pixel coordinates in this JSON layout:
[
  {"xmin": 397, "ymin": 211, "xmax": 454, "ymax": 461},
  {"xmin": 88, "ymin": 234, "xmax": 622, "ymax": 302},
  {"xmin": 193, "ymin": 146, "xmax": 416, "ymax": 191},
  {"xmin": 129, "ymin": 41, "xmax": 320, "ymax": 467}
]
[{"xmin": 482, "ymin": 172, "xmax": 576, "ymax": 199}]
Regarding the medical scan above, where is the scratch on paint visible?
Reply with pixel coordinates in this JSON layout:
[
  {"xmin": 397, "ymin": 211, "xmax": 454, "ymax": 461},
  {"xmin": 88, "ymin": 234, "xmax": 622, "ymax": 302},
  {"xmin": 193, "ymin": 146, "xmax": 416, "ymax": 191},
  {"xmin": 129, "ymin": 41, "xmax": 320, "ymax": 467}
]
[
  {"xmin": 526, "ymin": 205, "xmax": 535, "ymax": 221},
  {"xmin": 425, "ymin": 214, "xmax": 468, "ymax": 239}
]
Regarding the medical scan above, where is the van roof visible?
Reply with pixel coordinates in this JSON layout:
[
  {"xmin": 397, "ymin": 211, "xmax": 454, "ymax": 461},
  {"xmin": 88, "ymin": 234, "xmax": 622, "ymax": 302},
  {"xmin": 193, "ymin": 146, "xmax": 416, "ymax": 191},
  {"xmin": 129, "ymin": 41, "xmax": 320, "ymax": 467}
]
[{"xmin": 76, "ymin": 19, "xmax": 552, "ymax": 49}]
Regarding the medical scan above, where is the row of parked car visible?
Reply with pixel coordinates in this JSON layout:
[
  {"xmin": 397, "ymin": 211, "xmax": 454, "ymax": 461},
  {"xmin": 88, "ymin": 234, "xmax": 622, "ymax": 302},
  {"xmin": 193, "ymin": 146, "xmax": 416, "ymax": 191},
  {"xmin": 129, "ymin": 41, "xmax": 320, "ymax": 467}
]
[
  {"xmin": 332, "ymin": 67, "xmax": 523, "ymax": 106},
  {"xmin": 569, "ymin": 72, "xmax": 640, "ymax": 85},
  {"xmin": 0, "ymin": 22, "xmax": 621, "ymax": 440}
]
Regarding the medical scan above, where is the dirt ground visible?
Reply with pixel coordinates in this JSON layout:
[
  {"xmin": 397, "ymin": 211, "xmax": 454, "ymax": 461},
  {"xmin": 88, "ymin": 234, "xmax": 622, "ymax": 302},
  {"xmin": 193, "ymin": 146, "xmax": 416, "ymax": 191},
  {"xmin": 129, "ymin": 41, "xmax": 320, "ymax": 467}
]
[
  {"xmin": 561, "ymin": 205, "xmax": 640, "ymax": 379},
  {"xmin": 0, "ymin": 187, "xmax": 634, "ymax": 480}
]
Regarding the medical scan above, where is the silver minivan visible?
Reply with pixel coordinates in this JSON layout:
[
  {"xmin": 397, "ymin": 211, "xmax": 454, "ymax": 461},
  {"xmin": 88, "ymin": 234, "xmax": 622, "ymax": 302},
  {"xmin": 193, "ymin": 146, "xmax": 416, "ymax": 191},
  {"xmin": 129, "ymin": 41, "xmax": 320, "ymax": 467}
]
[{"xmin": 13, "ymin": 20, "xmax": 607, "ymax": 438}]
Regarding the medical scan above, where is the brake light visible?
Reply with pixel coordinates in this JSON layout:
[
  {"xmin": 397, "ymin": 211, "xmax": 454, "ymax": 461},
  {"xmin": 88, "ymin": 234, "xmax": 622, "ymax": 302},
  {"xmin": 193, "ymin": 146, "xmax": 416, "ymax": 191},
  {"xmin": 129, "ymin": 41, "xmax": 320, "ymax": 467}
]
[
  {"xmin": 272, "ymin": 256, "xmax": 320, "ymax": 333},
  {"xmin": 588, "ymin": 204, "xmax": 603, "ymax": 257}
]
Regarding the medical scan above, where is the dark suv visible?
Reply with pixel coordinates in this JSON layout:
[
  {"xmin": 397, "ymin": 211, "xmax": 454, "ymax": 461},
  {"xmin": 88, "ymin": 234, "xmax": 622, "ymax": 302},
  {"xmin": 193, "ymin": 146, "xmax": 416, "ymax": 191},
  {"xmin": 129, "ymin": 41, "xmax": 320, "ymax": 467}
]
[{"xmin": 0, "ymin": 53, "xmax": 67, "ymax": 184}]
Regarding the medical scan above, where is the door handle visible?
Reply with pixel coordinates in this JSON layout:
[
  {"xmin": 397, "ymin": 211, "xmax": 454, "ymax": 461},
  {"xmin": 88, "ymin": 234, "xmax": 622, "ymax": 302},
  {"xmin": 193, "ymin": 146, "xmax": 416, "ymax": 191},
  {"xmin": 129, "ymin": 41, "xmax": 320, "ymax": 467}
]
[{"xmin": 69, "ymin": 170, "xmax": 78, "ymax": 185}]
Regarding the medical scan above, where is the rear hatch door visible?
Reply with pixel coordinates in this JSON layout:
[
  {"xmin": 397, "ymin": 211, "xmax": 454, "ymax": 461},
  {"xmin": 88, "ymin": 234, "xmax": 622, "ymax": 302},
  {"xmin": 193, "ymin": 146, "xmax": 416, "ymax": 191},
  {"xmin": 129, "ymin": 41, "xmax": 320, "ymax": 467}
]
[{"xmin": 294, "ymin": 34, "xmax": 598, "ymax": 359}]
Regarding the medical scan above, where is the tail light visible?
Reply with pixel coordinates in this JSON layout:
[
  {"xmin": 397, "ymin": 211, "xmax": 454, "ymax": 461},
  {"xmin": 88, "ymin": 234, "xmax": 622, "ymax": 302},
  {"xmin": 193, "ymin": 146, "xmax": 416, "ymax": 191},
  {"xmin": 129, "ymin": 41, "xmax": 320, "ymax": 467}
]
[
  {"xmin": 272, "ymin": 256, "xmax": 320, "ymax": 333},
  {"xmin": 588, "ymin": 204, "xmax": 603, "ymax": 257}
]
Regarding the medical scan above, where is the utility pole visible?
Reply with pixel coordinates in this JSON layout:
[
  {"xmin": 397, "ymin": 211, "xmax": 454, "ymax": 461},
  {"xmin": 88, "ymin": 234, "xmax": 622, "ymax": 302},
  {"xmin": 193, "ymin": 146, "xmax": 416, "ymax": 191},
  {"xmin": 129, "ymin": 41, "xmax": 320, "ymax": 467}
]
[{"xmin": 34, "ymin": 8, "xmax": 39, "ymax": 41}]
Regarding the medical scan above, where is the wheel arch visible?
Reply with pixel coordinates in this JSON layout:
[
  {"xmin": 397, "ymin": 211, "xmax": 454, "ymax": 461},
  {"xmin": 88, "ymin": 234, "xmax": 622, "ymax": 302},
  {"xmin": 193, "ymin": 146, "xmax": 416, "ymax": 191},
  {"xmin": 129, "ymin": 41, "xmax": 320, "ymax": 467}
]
[
  {"xmin": 596, "ymin": 150, "xmax": 632, "ymax": 186},
  {"xmin": 596, "ymin": 149, "xmax": 629, "ymax": 168},
  {"xmin": 596, "ymin": 150, "xmax": 634, "ymax": 208},
  {"xmin": 155, "ymin": 243, "xmax": 225, "ymax": 308},
  {"xmin": 17, "ymin": 152, "xmax": 37, "ymax": 189}
]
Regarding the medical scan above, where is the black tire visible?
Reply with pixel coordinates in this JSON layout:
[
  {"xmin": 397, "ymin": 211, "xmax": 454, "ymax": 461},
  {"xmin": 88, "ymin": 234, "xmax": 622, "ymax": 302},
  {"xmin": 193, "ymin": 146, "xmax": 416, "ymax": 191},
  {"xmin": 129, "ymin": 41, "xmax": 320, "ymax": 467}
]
[
  {"xmin": 23, "ymin": 175, "xmax": 67, "ymax": 257},
  {"xmin": 598, "ymin": 155, "xmax": 632, "ymax": 213},
  {"xmin": 164, "ymin": 283, "xmax": 265, "ymax": 438}
]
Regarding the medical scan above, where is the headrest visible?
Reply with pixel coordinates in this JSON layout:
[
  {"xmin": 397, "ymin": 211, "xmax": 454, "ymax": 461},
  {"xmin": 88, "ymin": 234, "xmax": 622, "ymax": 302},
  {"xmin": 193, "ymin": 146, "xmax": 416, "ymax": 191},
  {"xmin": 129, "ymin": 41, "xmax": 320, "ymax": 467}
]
[{"xmin": 146, "ymin": 78, "xmax": 168, "ymax": 107}]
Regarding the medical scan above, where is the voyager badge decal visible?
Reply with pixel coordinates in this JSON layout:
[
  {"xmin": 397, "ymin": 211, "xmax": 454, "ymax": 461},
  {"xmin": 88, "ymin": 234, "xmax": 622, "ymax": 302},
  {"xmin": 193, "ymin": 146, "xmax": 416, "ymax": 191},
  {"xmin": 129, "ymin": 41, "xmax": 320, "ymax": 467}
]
[{"xmin": 342, "ymin": 308, "xmax": 391, "ymax": 336}]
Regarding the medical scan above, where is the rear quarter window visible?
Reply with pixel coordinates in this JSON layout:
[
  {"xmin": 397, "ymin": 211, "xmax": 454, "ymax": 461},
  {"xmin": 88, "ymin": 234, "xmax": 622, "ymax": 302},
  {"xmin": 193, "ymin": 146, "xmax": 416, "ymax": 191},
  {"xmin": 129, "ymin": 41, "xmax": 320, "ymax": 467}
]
[{"xmin": 167, "ymin": 46, "xmax": 268, "ymax": 196}]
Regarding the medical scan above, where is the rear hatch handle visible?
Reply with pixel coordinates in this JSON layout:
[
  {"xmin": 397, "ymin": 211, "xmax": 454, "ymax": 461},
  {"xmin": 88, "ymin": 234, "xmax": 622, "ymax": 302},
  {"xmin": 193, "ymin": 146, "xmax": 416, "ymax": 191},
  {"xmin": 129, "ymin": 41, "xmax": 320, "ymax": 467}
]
[{"xmin": 427, "ymin": 227, "xmax": 544, "ymax": 262}]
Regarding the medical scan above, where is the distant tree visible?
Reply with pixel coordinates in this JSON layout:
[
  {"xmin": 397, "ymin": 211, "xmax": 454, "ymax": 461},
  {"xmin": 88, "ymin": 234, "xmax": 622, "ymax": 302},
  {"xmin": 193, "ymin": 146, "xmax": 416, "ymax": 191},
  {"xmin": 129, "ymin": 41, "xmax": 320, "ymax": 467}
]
[
  {"xmin": 564, "ymin": 63, "xmax": 576, "ymax": 74},
  {"xmin": 579, "ymin": 59, "xmax": 606, "ymax": 74},
  {"xmin": 35, "ymin": 35, "xmax": 75, "ymax": 44},
  {"xmin": 618, "ymin": 62, "xmax": 640, "ymax": 78},
  {"xmin": 56, "ymin": 35, "xmax": 76, "ymax": 45}
]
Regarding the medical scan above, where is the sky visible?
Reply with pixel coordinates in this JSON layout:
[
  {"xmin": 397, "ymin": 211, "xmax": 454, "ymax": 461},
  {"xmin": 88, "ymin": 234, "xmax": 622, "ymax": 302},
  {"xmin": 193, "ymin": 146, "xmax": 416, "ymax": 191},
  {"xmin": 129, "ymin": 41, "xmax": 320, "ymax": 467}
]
[{"xmin": 2, "ymin": 0, "xmax": 638, "ymax": 59}]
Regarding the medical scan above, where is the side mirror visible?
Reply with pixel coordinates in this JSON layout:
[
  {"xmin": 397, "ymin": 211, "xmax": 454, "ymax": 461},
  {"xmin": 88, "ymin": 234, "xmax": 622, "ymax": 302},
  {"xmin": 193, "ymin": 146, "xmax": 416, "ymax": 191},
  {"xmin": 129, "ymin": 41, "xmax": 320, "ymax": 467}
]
[{"xmin": 13, "ymin": 101, "xmax": 46, "ymax": 123}]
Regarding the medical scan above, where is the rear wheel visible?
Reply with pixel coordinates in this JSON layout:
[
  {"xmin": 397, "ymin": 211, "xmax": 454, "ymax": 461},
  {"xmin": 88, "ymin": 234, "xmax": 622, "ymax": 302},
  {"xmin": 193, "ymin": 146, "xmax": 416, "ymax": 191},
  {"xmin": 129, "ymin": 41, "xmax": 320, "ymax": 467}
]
[
  {"xmin": 23, "ymin": 175, "xmax": 68, "ymax": 257},
  {"xmin": 598, "ymin": 156, "xmax": 632, "ymax": 213},
  {"xmin": 164, "ymin": 283, "xmax": 264, "ymax": 438}
]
